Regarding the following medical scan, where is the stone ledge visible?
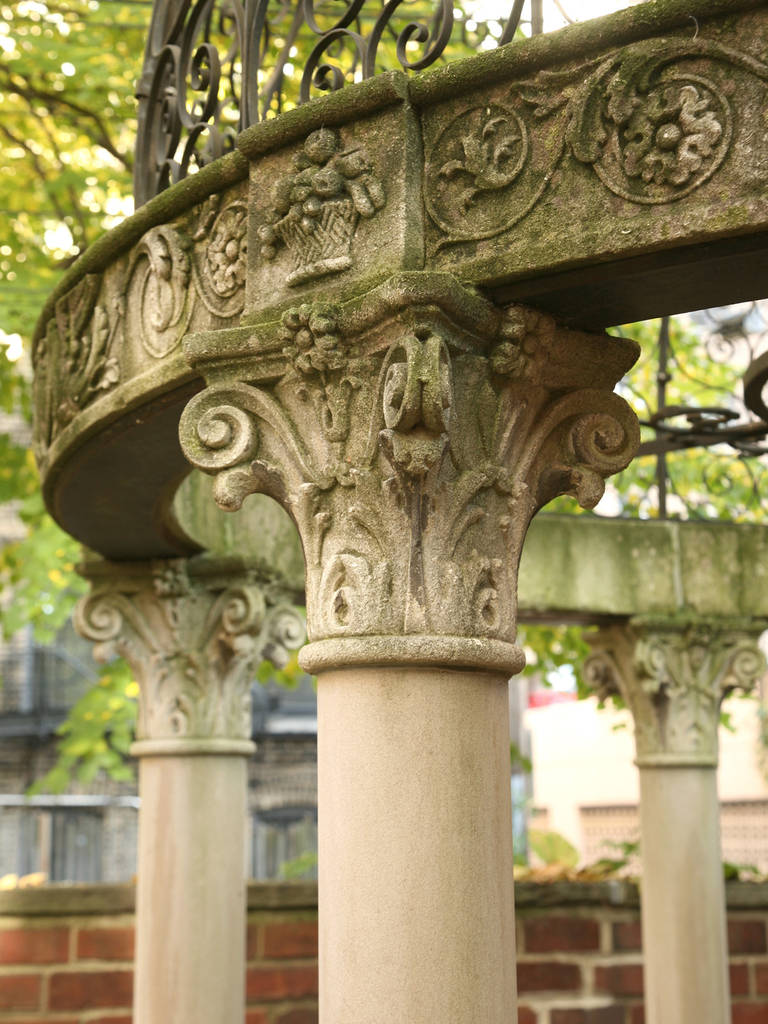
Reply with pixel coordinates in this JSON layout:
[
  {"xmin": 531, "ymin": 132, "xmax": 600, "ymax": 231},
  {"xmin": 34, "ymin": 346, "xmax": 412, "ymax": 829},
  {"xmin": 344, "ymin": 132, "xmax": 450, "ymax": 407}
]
[{"xmin": 2, "ymin": 880, "xmax": 766, "ymax": 917}]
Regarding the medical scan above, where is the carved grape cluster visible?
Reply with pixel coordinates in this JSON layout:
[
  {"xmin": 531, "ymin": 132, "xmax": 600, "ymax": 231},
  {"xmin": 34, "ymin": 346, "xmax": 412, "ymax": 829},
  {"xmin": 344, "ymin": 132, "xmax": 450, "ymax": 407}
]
[{"xmin": 280, "ymin": 303, "xmax": 344, "ymax": 374}]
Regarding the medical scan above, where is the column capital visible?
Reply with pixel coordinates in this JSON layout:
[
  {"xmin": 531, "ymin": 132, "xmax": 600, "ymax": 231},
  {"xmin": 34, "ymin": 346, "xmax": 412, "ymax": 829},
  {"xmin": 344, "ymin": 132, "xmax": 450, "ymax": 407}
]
[
  {"xmin": 75, "ymin": 556, "xmax": 306, "ymax": 756},
  {"xmin": 180, "ymin": 274, "xmax": 639, "ymax": 675},
  {"xmin": 584, "ymin": 617, "xmax": 766, "ymax": 767}
]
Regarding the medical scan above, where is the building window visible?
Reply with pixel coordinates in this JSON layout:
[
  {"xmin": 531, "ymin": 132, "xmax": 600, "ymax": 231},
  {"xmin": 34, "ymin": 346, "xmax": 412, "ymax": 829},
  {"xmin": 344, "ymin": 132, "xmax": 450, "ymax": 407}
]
[{"xmin": 1, "ymin": 799, "xmax": 139, "ymax": 883}]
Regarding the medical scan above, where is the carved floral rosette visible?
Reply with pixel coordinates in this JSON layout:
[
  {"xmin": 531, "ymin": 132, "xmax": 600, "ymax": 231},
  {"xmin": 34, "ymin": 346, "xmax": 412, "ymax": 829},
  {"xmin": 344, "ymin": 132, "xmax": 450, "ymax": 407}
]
[
  {"xmin": 126, "ymin": 193, "xmax": 249, "ymax": 360},
  {"xmin": 74, "ymin": 558, "xmax": 306, "ymax": 751},
  {"xmin": 180, "ymin": 276, "xmax": 640, "ymax": 674},
  {"xmin": 425, "ymin": 37, "xmax": 768, "ymax": 248},
  {"xmin": 584, "ymin": 620, "xmax": 766, "ymax": 767}
]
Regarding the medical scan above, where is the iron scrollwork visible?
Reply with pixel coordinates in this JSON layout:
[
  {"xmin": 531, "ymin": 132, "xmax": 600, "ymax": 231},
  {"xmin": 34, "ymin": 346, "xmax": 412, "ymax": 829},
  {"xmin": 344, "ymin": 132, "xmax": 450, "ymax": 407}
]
[
  {"xmin": 134, "ymin": 0, "xmax": 539, "ymax": 204},
  {"xmin": 628, "ymin": 304, "xmax": 768, "ymax": 520}
]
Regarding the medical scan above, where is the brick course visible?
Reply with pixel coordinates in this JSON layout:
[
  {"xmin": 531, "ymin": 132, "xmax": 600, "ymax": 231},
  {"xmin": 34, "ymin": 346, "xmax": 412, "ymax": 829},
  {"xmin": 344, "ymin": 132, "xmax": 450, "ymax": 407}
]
[
  {"xmin": 0, "ymin": 882, "xmax": 767, "ymax": 1023},
  {"xmin": 524, "ymin": 916, "xmax": 600, "ymax": 953},
  {"xmin": 0, "ymin": 975, "xmax": 40, "ymax": 1012},
  {"xmin": 0, "ymin": 928, "xmax": 68, "ymax": 966},
  {"xmin": 77, "ymin": 927, "xmax": 135, "ymax": 961}
]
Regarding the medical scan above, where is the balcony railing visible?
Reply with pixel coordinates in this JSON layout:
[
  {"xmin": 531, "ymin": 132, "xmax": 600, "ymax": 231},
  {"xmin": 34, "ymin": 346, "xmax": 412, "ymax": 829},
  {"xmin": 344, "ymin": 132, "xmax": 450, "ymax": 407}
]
[{"xmin": 134, "ymin": 0, "xmax": 546, "ymax": 203}]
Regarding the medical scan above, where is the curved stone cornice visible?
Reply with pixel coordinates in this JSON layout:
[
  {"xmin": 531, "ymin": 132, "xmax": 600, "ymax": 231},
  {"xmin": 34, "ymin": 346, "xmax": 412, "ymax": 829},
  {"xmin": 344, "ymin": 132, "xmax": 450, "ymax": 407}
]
[
  {"xmin": 584, "ymin": 618, "xmax": 767, "ymax": 767},
  {"xmin": 180, "ymin": 276, "xmax": 639, "ymax": 673},
  {"xmin": 74, "ymin": 557, "xmax": 306, "ymax": 753},
  {"xmin": 32, "ymin": 3, "xmax": 768, "ymax": 564}
]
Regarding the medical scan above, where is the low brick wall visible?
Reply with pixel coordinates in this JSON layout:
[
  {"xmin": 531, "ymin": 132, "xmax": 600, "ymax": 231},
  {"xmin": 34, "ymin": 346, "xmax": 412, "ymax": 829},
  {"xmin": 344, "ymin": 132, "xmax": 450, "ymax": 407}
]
[
  {"xmin": 1, "ymin": 881, "xmax": 767, "ymax": 1023},
  {"xmin": 0, "ymin": 883, "xmax": 317, "ymax": 1024}
]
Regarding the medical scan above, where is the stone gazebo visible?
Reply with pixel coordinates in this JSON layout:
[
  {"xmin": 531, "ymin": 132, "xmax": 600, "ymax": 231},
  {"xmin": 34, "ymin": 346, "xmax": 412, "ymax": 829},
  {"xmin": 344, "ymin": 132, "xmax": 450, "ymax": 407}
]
[{"xmin": 32, "ymin": 1, "xmax": 768, "ymax": 1022}]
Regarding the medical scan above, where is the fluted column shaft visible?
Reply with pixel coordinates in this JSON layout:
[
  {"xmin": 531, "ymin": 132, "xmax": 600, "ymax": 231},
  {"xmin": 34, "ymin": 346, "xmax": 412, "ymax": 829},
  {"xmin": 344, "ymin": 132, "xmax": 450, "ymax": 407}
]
[
  {"xmin": 585, "ymin": 619, "xmax": 765, "ymax": 1024},
  {"xmin": 76, "ymin": 556, "xmax": 305, "ymax": 1024},
  {"xmin": 180, "ymin": 276, "xmax": 640, "ymax": 1022}
]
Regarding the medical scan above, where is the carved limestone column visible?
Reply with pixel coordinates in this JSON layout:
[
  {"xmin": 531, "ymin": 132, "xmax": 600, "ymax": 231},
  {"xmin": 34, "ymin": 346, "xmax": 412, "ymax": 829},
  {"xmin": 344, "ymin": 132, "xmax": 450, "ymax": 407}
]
[
  {"xmin": 179, "ymin": 276, "xmax": 640, "ymax": 1023},
  {"xmin": 75, "ymin": 556, "xmax": 304, "ymax": 1024},
  {"xmin": 584, "ymin": 618, "xmax": 765, "ymax": 1024}
]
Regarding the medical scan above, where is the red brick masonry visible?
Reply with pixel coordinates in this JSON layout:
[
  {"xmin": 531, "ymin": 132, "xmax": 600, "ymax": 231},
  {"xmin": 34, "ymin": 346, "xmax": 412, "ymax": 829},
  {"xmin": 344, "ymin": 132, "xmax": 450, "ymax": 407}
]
[{"xmin": 1, "ymin": 880, "xmax": 767, "ymax": 1023}]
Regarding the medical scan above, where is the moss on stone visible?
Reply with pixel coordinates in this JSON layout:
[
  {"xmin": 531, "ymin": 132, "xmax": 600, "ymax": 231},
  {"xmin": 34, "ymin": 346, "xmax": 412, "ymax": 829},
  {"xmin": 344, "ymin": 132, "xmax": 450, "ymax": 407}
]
[{"xmin": 408, "ymin": 0, "xmax": 766, "ymax": 107}]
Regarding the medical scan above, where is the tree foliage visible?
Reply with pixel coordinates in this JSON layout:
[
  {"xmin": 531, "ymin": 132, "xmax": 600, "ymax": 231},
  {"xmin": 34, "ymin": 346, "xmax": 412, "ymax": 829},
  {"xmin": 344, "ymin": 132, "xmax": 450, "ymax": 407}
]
[{"xmin": 0, "ymin": 0, "xmax": 142, "ymax": 650}]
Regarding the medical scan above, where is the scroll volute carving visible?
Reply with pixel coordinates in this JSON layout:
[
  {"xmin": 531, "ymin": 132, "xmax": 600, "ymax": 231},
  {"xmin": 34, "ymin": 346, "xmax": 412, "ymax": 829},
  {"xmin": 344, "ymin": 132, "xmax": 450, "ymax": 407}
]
[
  {"xmin": 584, "ymin": 621, "xmax": 766, "ymax": 767},
  {"xmin": 180, "ymin": 279, "xmax": 640, "ymax": 660},
  {"xmin": 75, "ymin": 560, "xmax": 306, "ymax": 746}
]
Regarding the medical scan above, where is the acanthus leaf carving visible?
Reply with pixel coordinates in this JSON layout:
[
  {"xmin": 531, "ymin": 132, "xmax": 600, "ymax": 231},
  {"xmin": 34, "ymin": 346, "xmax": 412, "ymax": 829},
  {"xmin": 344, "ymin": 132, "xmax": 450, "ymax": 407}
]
[
  {"xmin": 584, "ymin": 621, "xmax": 767, "ymax": 766},
  {"xmin": 180, "ymin": 282, "xmax": 640, "ymax": 657},
  {"xmin": 75, "ymin": 559, "xmax": 306, "ymax": 745},
  {"xmin": 36, "ymin": 273, "xmax": 124, "ymax": 442}
]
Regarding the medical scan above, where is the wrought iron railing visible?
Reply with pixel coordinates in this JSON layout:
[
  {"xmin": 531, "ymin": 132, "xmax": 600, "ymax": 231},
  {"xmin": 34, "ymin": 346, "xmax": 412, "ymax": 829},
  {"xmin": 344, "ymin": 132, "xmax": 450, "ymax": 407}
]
[
  {"xmin": 617, "ymin": 301, "xmax": 768, "ymax": 519},
  {"xmin": 134, "ymin": 0, "xmax": 546, "ymax": 204}
]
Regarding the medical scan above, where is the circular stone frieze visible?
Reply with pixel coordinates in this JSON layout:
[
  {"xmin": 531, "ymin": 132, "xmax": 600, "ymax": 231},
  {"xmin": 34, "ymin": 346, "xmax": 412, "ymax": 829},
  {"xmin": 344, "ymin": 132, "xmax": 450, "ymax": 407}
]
[
  {"xmin": 593, "ymin": 75, "xmax": 732, "ymax": 205},
  {"xmin": 425, "ymin": 104, "xmax": 529, "ymax": 238}
]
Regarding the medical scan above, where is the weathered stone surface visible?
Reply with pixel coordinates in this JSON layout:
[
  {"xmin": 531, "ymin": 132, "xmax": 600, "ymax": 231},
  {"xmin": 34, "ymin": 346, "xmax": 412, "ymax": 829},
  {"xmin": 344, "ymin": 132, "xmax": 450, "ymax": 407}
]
[
  {"xmin": 75, "ymin": 556, "xmax": 305, "ymax": 751},
  {"xmin": 32, "ymin": 0, "xmax": 768, "ymax": 561},
  {"xmin": 172, "ymin": 472, "xmax": 305, "ymax": 597},
  {"xmin": 180, "ymin": 274, "xmax": 638, "ymax": 673},
  {"xmin": 422, "ymin": 14, "xmax": 768, "ymax": 300},
  {"xmin": 583, "ymin": 618, "xmax": 766, "ymax": 766},
  {"xmin": 414, "ymin": 0, "xmax": 768, "ymax": 324},
  {"xmin": 518, "ymin": 515, "xmax": 768, "ymax": 622}
]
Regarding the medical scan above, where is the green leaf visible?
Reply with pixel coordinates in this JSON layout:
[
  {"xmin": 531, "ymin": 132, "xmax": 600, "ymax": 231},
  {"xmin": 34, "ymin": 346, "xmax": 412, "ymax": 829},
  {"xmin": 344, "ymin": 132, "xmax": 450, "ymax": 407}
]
[{"xmin": 528, "ymin": 829, "xmax": 579, "ymax": 868}]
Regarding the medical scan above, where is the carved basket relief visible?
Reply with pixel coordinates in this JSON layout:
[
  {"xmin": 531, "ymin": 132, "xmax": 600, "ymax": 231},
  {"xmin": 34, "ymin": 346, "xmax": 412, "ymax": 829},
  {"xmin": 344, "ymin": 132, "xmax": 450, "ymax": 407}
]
[
  {"xmin": 258, "ymin": 128, "xmax": 385, "ymax": 287},
  {"xmin": 244, "ymin": 108, "xmax": 418, "ymax": 315}
]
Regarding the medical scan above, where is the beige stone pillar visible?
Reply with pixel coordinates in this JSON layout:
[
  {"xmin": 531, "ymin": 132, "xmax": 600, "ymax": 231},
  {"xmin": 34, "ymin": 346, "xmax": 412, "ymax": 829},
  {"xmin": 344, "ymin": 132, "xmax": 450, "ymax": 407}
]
[
  {"xmin": 179, "ymin": 277, "xmax": 640, "ymax": 1022},
  {"xmin": 585, "ymin": 620, "xmax": 765, "ymax": 1024},
  {"xmin": 75, "ymin": 556, "xmax": 305, "ymax": 1024}
]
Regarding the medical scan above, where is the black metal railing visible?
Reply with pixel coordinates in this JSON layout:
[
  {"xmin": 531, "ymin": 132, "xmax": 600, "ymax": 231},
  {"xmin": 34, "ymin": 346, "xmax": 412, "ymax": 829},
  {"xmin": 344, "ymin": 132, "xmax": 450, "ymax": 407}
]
[
  {"xmin": 618, "ymin": 301, "xmax": 768, "ymax": 519},
  {"xmin": 134, "ymin": 0, "xmax": 548, "ymax": 203}
]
